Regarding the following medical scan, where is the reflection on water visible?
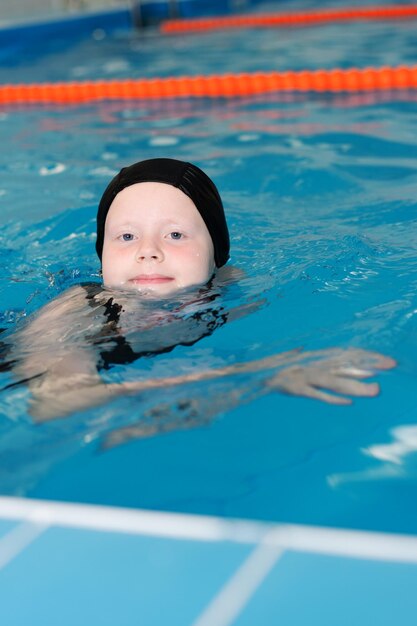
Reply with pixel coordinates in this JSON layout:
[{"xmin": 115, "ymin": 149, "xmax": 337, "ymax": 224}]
[
  {"xmin": 365, "ymin": 424, "xmax": 417, "ymax": 465},
  {"xmin": 328, "ymin": 423, "xmax": 417, "ymax": 489}
]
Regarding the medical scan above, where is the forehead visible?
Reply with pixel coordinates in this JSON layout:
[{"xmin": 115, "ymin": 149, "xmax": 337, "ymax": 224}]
[{"xmin": 106, "ymin": 181, "xmax": 200, "ymax": 225}]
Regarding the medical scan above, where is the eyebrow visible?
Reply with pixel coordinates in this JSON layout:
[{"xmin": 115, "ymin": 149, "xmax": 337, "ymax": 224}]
[{"xmin": 108, "ymin": 218, "xmax": 190, "ymax": 229}]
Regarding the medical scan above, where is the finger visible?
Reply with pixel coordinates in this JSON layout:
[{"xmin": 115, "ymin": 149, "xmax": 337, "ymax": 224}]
[
  {"xmin": 316, "ymin": 377, "xmax": 380, "ymax": 397},
  {"xmin": 343, "ymin": 349, "xmax": 397, "ymax": 370},
  {"xmin": 360, "ymin": 354, "xmax": 396, "ymax": 370},
  {"xmin": 301, "ymin": 349, "xmax": 397, "ymax": 372},
  {"xmin": 269, "ymin": 375, "xmax": 353, "ymax": 404},
  {"xmin": 296, "ymin": 387, "xmax": 353, "ymax": 405},
  {"xmin": 334, "ymin": 367, "xmax": 375, "ymax": 379},
  {"xmin": 374, "ymin": 355, "xmax": 397, "ymax": 370}
]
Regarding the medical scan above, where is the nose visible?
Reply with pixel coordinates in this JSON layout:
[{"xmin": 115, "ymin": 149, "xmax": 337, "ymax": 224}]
[{"xmin": 135, "ymin": 235, "xmax": 164, "ymax": 263}]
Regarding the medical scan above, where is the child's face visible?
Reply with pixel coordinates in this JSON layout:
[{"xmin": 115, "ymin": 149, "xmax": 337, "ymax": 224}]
[{"xmin": 101, "ymin": 182, "xmax": 215, "ymax": 295}]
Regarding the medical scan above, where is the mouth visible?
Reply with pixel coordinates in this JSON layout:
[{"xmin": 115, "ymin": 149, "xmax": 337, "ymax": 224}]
[{"xmin": 129, "ymin": 274, "xmax": 175, "ymax": 285}]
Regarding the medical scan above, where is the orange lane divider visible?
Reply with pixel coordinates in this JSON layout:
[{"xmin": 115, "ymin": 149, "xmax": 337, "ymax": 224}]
[
  {"xmin": 160, "ymin": 5, "xmax": 417, "ymax": 34},
  {"xmin": 1, "ymin": 66, "xmax": 417, "ymax": 104}
]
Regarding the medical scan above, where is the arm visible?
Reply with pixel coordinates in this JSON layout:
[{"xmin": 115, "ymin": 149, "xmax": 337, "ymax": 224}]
[
  {"xmin": 27, "ymin": 348, "xmax": 303, "ymax": 421},
  {"xmin": 101, "ymin": 347, "xmax": 396, "ymax": 449},
  {"xmin": 29, "ymin": 346, "xmax": 395, "ymax": 422},
  {"xmin": 105, "ymin": 347, "xmax": 395, "ymax": 398}
]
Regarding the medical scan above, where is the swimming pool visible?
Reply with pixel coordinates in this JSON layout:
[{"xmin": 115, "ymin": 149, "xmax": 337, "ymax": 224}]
[{"xmin": 1, "ymin": 1, "xmax": 417, "ymax": 543}]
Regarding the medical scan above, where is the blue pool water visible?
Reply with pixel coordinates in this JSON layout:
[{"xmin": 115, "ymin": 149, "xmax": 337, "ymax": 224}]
[{"xmin": 1, "ymin": 6, "xmax": 417, "ymax": 537}]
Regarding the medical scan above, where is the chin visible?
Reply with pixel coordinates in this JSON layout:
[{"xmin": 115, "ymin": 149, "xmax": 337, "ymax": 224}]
[
  {"xmin": 103, "ymin": 275, "xmax": 212, "ymax": 297},
  {"xmin": 127, "ymin": 282, "xmax": 180, "ymax": 296}
]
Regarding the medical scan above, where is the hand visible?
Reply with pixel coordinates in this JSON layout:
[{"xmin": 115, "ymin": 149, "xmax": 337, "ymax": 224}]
[{"xmin": 265, "ymin": 348, "xmax": 396, "ymax": 405}]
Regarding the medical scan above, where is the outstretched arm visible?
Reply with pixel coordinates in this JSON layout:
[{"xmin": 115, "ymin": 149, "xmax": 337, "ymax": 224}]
[
  {"xmin": 27, "ymin": 348, "xmax": 303, "ymax": 421},
  {"xmin": 28, "ymin": 347, "xmax": 395, "ymax": 422},
  {"xmin": 105, "ymin": 347, "xmax": 395, "ymax": 400},
  {"xmin": 101, "ymin": 347, "xmax": 396, "ymax": 449}
]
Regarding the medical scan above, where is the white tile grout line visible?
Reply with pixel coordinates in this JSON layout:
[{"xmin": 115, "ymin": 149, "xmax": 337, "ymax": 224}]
[
  {"xmin": 1, "ymin": 496, "xmax": 417, "ymax": 564},
  {"xmin": 0, "ymin": 520, "xmax": 49, "ymax": 571},
  {"xmin": 191, "ymin": 530, "xmax": 284, "ymax": 626}
]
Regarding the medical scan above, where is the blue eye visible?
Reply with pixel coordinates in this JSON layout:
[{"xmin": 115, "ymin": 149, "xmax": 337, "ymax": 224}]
[
  {"xmin": 170, "ymin": 232, "xmax": 183, "ymax": 240},
  {"xmin": 121, "ymin": 233, "xmax": 134, "ymax": 241}
]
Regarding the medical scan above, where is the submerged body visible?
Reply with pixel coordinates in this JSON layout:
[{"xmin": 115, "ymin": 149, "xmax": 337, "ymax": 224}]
[
  {"xmin": 4, "ymin": 279, "xmax": 229, "ymax": 417},
  {"xmin": 0, "ymin": 278, "xmax": 395, "ymax": 435}
]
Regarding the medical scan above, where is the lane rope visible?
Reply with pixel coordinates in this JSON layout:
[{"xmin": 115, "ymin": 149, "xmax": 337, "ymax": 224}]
[
  {"xmin": 0, "ymin": 66, "xmax": 417, "ymax": 104},
  {"xmin": 160, "ymin": 4, "xmax": 417, "ymax": 34}
]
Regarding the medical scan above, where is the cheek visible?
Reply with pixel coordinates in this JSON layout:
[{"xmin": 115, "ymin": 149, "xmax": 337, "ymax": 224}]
[
  {"xmin": 101, "ymin": 246, "xmax": 126, "ymax": 280},
  {"xmin": 174, "ymin": 244, "xmax": 214, "ymax": 277},
  {"xmin": 196, "ymin": 242, "xmax": 215, "ymax": 274}
]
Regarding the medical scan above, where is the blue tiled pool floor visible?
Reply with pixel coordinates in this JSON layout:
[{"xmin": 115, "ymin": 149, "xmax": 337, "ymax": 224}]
[{"xmin": 0, "ymin": 497, "xmax": 416, "ymax": 626}]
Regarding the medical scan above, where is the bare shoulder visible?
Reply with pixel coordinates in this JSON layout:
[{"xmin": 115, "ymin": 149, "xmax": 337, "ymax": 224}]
[
  {"xmin": 215, "ymin": 264, "xmax": 245, "ymax": 286},
  {"xmin": 17, "ymin": 284, "xmax": 94, "ymax": 339},
  {"xmin": 41, "ymin": 284, "xmax": 89, "ymax": 311}
]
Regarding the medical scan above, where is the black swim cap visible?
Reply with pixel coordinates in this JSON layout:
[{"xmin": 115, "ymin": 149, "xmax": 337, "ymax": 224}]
[{"xmin": 96, "ymin": 158, "xmax": 230, "ymax": 267}]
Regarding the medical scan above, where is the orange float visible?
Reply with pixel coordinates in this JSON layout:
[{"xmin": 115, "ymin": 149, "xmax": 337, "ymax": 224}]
[
  {"xmin": 160, "ymin": 5, "xmax": 417, "ymax": 34},
  {"xmin": 1, "ymin": 66, "xmax": 417, "ymax": 105}
]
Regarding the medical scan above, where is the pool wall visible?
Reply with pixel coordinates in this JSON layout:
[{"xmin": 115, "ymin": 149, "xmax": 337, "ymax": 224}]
[
  {"xmin": 0, "ymin": 9, "xmax": 133, "ymax": 51},
  {"xmin": 0, "ymin": 0, "xmax": 282, "ymax": 37},
  {"xmin": 134, "ymin": 0, "xmax": 275, "ymax": 25}
]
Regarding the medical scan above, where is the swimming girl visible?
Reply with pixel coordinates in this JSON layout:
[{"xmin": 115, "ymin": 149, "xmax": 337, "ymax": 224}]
[{"xmin": 1, "ymin": 158, "xmax": 395, "ymax": 436}]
